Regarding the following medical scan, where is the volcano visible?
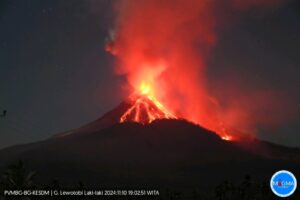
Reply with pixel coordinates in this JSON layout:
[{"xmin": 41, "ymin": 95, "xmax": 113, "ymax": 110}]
[
  {"xmin": 120, "ymin": 94, "xmax": 176, "ymax": 124},
  {"xmin": 0, "ymin": 99, "xmax": 300, "ymax": 191},
  {"xmin": 55, "ymin": 93, "xmax": 177, "ymax": 137}
]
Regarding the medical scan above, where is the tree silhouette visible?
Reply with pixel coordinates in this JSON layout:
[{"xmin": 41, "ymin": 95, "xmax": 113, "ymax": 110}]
[
  {"xmin": 1, "ymin": 160, "xmax": 35, "ymax": 189},
  {"xmin": 215, "ymin": 180, "xmax": 234, "ymax": 200}
]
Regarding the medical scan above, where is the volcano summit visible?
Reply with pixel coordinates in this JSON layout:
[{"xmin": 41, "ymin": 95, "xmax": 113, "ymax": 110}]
[
  {"xmin": 120, "ymin": 94, "xmax": 176, "ymax": 124},
  {"xmin": 0, "ymin": 98, "xmax": 300, "ymax": 191}
]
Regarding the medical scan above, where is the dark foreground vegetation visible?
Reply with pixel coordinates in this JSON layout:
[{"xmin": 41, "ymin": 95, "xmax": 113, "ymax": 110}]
[{"xmin": 0, "ymin": 160, "xmax": 299, "ymax": 200}]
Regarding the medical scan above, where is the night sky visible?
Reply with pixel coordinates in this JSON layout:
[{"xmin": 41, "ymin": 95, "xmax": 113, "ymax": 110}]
[{"xmin": 0, "ymin": 0, "xmax": 299, "ymax": 149}]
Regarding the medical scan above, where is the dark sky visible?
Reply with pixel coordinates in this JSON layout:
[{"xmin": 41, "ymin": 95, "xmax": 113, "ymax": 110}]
[{"xmin": 0, "ymin": 0, "xmax": 299, "ymax": 149}]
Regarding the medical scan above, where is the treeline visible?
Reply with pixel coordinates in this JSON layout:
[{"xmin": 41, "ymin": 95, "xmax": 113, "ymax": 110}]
[{"xmin": 0, "ymin": 161, "xmax": 299, "ymax": 200}]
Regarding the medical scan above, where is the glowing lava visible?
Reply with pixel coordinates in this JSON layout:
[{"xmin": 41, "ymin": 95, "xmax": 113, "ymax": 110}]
[
  {"xmin": 120, "ymin": 83, "xmax": 176, "ymax": 124},
  {"xmin": 119, "ymin": 82, "xmax": 235, "ymax": 141},
  {"xmin": 221, "ymin": 135, "xmax": 233, "ymax": 141}
]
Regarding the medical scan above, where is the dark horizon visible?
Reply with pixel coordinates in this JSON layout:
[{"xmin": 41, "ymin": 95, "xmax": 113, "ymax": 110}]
[{"xmin": 0, "ymin": 0, "xmax": 299, "ymax": 149}]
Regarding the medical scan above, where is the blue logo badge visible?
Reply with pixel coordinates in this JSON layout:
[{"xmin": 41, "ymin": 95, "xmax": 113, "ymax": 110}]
[{"xmin": 270, "ymin": 170, "xmax": 297, "ymax": 197}]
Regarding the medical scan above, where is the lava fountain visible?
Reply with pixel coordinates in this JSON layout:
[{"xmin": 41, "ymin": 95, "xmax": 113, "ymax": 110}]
[
  {"xmin": 120, "ymin": 83, "xmax": 177, "ymax": 124},
  {"xmin": 106, "ymin": 0, "xmax": 236, "ymax": 141},
  {"xmin": 104, "ymin": 0, "xmax": 286, "ymax": 142}
]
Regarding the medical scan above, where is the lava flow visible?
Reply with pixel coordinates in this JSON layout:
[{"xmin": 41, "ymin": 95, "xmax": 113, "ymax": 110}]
[
  {"xmin": 108, "ymin": 0, "xmax": 286, "ymax": 142},
  {"xmin": 119, "ymin": 82, "xmax": 237, "ymax": 141},
  {"xmin": 120, "ymin": 83, "xmax": 176, "ymax": 124},
  {"xmin": 119, "ymin": 89, "xmax": 235, "ymax": 141}
]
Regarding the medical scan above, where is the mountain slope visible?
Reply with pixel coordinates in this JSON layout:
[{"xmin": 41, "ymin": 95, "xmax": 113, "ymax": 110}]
[{"xmin": 0, "ymin": 119, "xmax": 299, "ymax": 188}]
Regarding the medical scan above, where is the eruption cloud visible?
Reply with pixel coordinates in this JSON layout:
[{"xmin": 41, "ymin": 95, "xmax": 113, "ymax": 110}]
[{"xmin": 106, "ymin": 0, "xmax": 288, "ymax": 140}]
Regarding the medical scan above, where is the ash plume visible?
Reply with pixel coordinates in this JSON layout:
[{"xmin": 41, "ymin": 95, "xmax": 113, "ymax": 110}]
[{"xmin": 105, "ymin": 0, "xmax": 291, "ymax": 139}]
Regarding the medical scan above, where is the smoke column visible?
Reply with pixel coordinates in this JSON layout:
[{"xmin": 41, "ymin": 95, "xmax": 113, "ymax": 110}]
[{"xmin": 107, "ymin": 0, "xmax": 288, "ymax": 139}]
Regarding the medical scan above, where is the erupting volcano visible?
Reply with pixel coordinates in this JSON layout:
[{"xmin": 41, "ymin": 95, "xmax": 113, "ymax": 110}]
[
  {"xmin": 120, "ymin": 95, "xmax": 176, "ymax": 124},
  {"xmin": 120, "ymin": 83, "xmax": 176, "ymax": 124},
  {"xmin": 103, "ymin": 0, "xmax": 291, "ymax": 143},
  {"xmin": 118, "ymin": 85, "xmax": 234, "ymax": 141},
  {"xmin": 105, "ymin": 0, "xmax": 241, "ymax": 141}
]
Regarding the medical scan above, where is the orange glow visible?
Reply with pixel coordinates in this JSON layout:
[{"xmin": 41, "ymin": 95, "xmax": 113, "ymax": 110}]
[
  {"xmin": 108, "ymin": 0, "xmax": 238, "ymax": 141},
  {"xmin": 139, "ymin": 82, "xmax": 152, "ymax": 95},
  {"xmin": 107, "ymin": 0, "xmax": 287, "ymax": 142},
  {"xmin": 120, "ymin": 83, "xmax": 234, "ymax": 141},
  {"xmin": 120, "ymin": 92, "xmax": 176, "ymax": 124},
  {"xmin": 120, "ymin": 81, "xmax": 235, "ymax": 140},
  {"xmin": 120, "ymin": 81, "xmax": 176, "ymax": 124},
  {"xmin": 221, "ymin": 135, "xmax": 233, "ymax": 141}
]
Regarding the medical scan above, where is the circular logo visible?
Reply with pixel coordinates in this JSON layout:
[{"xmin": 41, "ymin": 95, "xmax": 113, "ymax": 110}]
[{"xmin": 270, "ymin": 170, "xmax": 297, "ymax": 198}]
